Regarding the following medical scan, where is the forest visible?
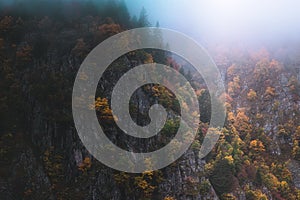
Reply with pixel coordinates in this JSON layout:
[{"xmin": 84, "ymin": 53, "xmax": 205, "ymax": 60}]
[{"xmin": 1, "ymin": 0, "xmax": 300, "ymax": 199}]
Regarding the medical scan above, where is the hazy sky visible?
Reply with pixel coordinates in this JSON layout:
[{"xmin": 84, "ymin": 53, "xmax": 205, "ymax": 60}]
[
  {"xmin": 125, "ymin": 0, "xmax": 300, "ymax": 43},
  {"xmin": 2, "ymin": 0, "xmax": 300, "ymax": 43}
]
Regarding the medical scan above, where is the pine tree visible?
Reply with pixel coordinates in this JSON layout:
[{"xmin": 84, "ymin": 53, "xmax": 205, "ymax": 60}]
[{"xmin": 138, "ymin": 7, "xmax": 150, "ymax": 27}]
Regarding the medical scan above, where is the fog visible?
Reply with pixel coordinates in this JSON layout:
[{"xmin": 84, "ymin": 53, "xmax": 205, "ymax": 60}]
[
  {"xmin": 1, "ymin": 0, "xmax": 300, "ymax": 44},
  {"xmin": 125, "ymin": 0, "xmax": 300, "ymax": 43}
]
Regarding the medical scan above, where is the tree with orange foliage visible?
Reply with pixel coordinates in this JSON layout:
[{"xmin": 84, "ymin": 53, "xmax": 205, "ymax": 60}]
[
  {"xmin": 78, "ymin": 157, "xmax": 92, "ymax": 173},
  {"xmin": 247, "ymin": 89, "xmax": 257, "ymax": 101},
  {"xmin": 228, "ymin": 76, "xmax": 240, "ymax": 97},
  {"xmin": 98, "ymin": 19, "xmax": 122, "ymax": 37},
  {"xmin": 234, "ymin": 110, "xmax": 252, "ymax": 137},
  {"xmin": 264, "ymin": 86, "xmax": 276, "ymax": 99}
]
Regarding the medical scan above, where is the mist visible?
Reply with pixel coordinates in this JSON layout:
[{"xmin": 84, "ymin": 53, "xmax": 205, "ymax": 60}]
[
  {"xmin": 124, "ymin": 0, "xmax": 300, "ymax": 44},
  {"xmin": 1, "ymin": 0, "xmax": 300, "ymax": 44}
]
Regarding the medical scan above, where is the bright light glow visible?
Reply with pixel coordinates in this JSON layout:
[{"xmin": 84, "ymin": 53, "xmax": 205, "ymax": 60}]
[
  {"xmin": 194, "ymin": 0, "xmax": 300, "ymax": 40},
  {"xmin": 126, "ymin": 0, "xmax": 300, "ymax": 41}
]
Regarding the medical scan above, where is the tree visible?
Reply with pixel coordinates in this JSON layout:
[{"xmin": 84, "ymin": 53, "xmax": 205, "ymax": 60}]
[
  {"xmin": 138, "ymin": 7, "xmax": 150, "ymax": 27},
  {"xmin": 98, "ymin": 21, "xmax": 122, "ymax": 37},
  {"xmin": 131, "ymin": 15, "xmax": 138, "ymax": 27},
  {"xmin": 0, "ymin": 16, "xmax": 13, "ymax": 33},
  {"xmin": 198, "ymin": 89, "xmax": 211, "ymax": 123},
  {"xmin": 117, "ymin": 0, "xmax": 131, "ymax": 28},
  {"xmin": 234, "ymin": 110, "xmax": 252, "ymax": 137},
  {"xmin": 103, "ymin": 0, "xmax": 119, "ymax": 19},
  {"xmin": 292, "ymin": 126, "xmax": 300, "ymax": 160},
  {"xmin": 247, "ymin": 89, "xmax": 257, "ymax": 101},
  {"xmin": 245, "ymin": 189, "xmax": 267, "ymax": 200},
  {"xmin": 209, "ymin": 158, "xmax": 238, "ymax": 196},
  {"xmin": 92, "ymin": 97, "xmax": 113, "ymax": 121},
  {"xmin": 288, "ymin": 75, "xmax": 300, "ymax": 97},
  {"xmin": 228, "ymin": 76, "xmax": 240, "ymax": 97},
  {"xmin": 71, "ymin": 38, "xmax": 89, "ymax": 59},
  {"xmin": 264, "ymin": 86, "xmax": 276, "ymax": 99},
  {"xmin": 249, "ymin": 140, "xmax": 265, "ymax": 154}
]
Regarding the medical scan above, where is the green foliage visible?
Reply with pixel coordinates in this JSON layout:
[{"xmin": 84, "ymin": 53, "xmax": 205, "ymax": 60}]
[
  {"xmin": 161, "ymin": 119, "xmax": 180, "ymax": 137},
  {"xmin": 208, "ymin": 158, "xmax": 238, "ymax": 195},
  {"xmin": 138, "ymin": 7, "xmax": 150, "ymax": 27},
  {"xmin": 198, "ymin": 89, "xmax": 211, "ymax": 123}
]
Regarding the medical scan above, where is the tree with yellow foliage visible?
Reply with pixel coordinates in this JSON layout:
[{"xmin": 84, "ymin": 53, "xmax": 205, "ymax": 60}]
[
  {"xmin": 249, "ymin": 140, "xmax": 265, "ymax": 159},
  {"xmin": 247, "ymin": 89, "xmax": 257, "ymax": 101},
  {"xmin": 164, "ymin": 196, "xmax": 176, "ymax": 200},
  {"xmin": 234, "ymin": 110, "xmax": 252, "ymax": 137},
  {"xmin": 228, "ymin": 76, "xmax": 240, "ymax": 97},
  {"xmin": 292, "ymin": 126, "xmax": 300, "ymax": 160},
  {"xmin": 92, "ymin": 97, "xmax": 113, "ymax": 121},
  {"xmin": 264, "ymin": 86, "xmax": 276, "ymax": 100}
]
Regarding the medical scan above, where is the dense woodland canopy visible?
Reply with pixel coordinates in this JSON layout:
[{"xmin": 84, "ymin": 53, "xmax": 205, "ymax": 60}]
[{"xmin": 1, "ymin": 0, "xmax": 300, "ymax": 199}]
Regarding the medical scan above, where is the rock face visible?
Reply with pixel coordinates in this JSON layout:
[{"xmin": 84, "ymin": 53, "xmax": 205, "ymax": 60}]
[
  {"xmin": 288, "ymin": 160, "xmax": 300, "ymax": 189},
  {"xmin": 158, "ymin": 151, "xmax": 219, "ymax": 200},
  {"xmin": 1, "ymin": 96, "xmax": 218, "ymax": 199},
  {"xmin": 20, "ymin": 71, "xmax": 218, "ymax": 199},
  {"xmin": 0, "ymin": 19, "xmax": 219, "ymax": 199},
  {"xmin": 0, "ymin": 134, "xmax": 54, "ymax": 200}
]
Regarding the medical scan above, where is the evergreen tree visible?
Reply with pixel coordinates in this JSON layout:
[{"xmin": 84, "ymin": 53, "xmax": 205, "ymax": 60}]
[
  {"xmin": 117, "ymin": 0, "xmax": 131, "ymax": 28},
  {"xmin": 138, "ymin": 7, "xmax": 150, "ymax": 27}
]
